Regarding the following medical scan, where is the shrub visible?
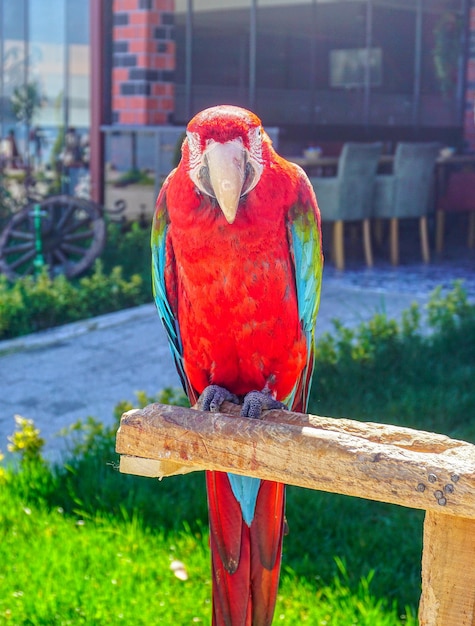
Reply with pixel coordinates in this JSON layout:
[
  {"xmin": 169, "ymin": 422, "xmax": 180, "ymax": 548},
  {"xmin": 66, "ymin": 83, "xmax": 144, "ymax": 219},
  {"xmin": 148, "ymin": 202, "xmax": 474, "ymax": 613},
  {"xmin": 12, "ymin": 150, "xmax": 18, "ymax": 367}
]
[
  {"xmin": 0, "ymin": 217, "xmax": 153, "ymax": 340},
  {"xmin": 100, "ymin": 219, "xmax": 152, "ymax": 284},
  {"xmin": 7, "ymin": 415, "xmax": 46, "ymax": 464},
  {"xmin": 310, "ymin": 281, "xmax": 475, "ymax": 439},
  {"xmin": 0, "ymin": 261, "xmax": 150, "ymax": 340}
]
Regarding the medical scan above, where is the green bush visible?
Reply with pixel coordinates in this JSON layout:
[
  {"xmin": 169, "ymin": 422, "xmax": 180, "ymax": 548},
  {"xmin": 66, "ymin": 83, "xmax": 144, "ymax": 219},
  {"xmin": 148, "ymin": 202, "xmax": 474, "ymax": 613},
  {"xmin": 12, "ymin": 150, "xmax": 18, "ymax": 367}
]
[
  {"xmin": 310, "ymin": 281, "xmax": 475, "ymax": 440},
  {"xmin": 100, "ymin": 219, "xmax": 151, "ymax": 284},
  {"xmin": 113, "ymin": 168, "xmax": 155, "ymax": 187},
  {"xmin": 0, "ymin": 219, "xmax": 153, "ymax": 341},
  {"xmin": 0, "ymin": 260, "xmax": 150, "ymax": 340}
]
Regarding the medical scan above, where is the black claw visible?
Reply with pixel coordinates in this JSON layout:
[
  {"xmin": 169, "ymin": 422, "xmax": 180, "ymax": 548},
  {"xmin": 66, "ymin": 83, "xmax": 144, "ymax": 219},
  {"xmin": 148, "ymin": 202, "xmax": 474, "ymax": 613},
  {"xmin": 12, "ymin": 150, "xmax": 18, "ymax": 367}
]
[
  {"xmin": 198, "ymin": 385, "xmax": 239, "ymax": 412},
  {"xmin": 241, "ymin": 390, "xmax": 287, "ymax": 419}
]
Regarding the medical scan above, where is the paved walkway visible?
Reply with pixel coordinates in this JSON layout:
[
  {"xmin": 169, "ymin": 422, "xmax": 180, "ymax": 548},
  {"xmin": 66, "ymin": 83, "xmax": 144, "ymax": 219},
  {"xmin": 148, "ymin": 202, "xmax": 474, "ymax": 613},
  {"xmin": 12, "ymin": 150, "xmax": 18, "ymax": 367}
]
[
  {"xmin": 0, "ymin": 253, "xmax": 473, "ymax": 460},
  {"xmin": 0, "ymin": 279, "xmax": 429, "ymax": 459}
]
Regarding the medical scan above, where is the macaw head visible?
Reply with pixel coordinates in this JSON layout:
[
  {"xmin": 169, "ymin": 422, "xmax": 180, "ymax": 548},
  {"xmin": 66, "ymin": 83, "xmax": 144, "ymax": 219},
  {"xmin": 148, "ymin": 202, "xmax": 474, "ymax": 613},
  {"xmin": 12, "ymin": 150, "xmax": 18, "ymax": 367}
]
[{"xmin": 183, "ymin": 105, "xmax": 269, "ymax": 224}]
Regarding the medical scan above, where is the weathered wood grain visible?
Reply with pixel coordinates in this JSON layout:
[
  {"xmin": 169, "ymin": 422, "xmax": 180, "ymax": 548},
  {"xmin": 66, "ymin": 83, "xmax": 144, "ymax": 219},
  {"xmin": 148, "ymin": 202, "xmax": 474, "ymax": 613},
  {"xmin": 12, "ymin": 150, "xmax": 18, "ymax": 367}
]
[
  {"xmin": 419, "ymin": 512, "xmax": 475, "ymax": 625},
  {"xmin": 116, "ymin": 402, "xmax": 475, "ymax": 520}
]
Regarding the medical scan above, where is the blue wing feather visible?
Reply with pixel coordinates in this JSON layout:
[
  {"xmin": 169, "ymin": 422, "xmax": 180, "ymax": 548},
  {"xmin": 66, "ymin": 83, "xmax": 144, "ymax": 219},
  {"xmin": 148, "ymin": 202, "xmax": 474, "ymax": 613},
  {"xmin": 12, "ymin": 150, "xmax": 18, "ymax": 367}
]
[
  {"xmin": 285, "ymin": 168, "xmax": 323, "ymax": 411},
  {"xmin": 151, "ymin": 173, "xmax": 197, "ymax": 401}
]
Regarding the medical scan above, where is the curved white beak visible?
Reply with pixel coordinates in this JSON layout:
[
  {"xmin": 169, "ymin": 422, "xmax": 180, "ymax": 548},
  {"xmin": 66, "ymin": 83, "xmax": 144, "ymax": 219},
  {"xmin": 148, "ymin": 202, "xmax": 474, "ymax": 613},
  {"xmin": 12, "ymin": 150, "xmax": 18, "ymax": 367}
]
[{"xmin": 205, "ymin": 140, "xmax": 246, "ymax": 224}]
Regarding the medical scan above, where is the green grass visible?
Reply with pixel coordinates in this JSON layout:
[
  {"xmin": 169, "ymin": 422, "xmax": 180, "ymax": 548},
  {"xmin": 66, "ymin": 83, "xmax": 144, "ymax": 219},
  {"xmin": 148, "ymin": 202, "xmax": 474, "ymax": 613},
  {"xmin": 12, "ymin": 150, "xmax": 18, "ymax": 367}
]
[
  {"xmin": 0, "ymin": 284, "xmax": 473, "ymax": 624},
  {"xmin": 0, "ymin": 485, "xmax": 416, "ymax": 625},
  {"xmin": 0, "ymin": 489, "xmax": 211, "ymax": 624}
]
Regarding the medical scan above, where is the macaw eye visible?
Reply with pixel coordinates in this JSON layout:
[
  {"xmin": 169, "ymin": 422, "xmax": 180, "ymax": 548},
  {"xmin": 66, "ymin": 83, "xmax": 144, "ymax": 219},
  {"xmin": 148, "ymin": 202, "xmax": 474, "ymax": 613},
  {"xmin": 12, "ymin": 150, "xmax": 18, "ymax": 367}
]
[
  {"xmin": 197, "ymin": 165, "xmax": 215, "ymax": 198},
  {"xmin": 241, "ymin": 161, "xmax": 257, "ymax": 196}
]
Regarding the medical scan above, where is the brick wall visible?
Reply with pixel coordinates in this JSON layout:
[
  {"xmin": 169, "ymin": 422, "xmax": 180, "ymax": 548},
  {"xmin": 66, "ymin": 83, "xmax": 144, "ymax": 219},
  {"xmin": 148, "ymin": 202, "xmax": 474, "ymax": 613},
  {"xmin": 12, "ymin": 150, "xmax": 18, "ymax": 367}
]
[
  {"xmin": 112, "ymin": 0, "xmax": 175, "ymax": 125},
  {"xmin": 464, "ymin": 3, "xmax": 475, "ymax": 151}
]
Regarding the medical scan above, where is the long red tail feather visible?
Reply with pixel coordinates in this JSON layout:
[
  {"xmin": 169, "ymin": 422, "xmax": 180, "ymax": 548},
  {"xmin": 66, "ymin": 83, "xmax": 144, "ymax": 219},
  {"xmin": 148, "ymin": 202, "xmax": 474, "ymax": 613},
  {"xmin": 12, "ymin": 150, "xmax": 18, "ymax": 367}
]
[{"xmin": 206, "ymin": 471, "xmax": 285, "ymax": 626}]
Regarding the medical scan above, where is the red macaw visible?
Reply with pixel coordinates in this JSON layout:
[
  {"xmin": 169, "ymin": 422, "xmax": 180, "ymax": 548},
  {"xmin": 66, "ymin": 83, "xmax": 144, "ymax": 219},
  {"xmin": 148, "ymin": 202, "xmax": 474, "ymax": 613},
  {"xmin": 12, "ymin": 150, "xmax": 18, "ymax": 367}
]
[{"xmin": 151, "ymin": 105, "xmax": 323, "ymax": 625}]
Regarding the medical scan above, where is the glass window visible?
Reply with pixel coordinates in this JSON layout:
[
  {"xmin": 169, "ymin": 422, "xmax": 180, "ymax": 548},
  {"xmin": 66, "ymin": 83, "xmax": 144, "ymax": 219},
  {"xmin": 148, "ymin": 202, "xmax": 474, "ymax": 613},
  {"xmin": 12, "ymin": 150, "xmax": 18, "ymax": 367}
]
[
  {"xmin": 29, "ymin": 0, "xmax": 66, "ymax": 128},
  {"xmin": 1, "ymin": 0, "xmax": 28, "ymax": 137},
  {"xmin": 174, "ymin": 0, "xmax": 188, "ymax": 86},
  {"xmin": 421, "ymin": 4, "xmax": 464, "ymax": 97},
  {"xmin": 174, "ymin": 0, "xmax": 252, "ymax": 120},
  {"xmin": 255, "ymin": 1, "xmax": 314, "ymax": 124},
  {"xmin": 372, "ymin": 5, "xmax": 415, "ymax": 95},
  {"xmin": 256, "ymin": 3, "xmax": 314, "ymax": 91},
  {"xmin": 1, "ymin": 0, "xmax": 90, "ymax": 186},
  {"xmin": 254, "ymin": 1, "xmax": 373, "ymax": 126},
  {"xmin": 172, "ymin": 0, "xmax": 466, "ymax": 134},
  {"xmin": 419, "ymin": 1, "xmax": 465, "ymax": 126},
  {"xmin": 193, "ymin": 2, "xmax": 251, "ymax": 104},
  {"xmin": 66, "ymin": 0, "xmax": 90, "ymax": 127}
]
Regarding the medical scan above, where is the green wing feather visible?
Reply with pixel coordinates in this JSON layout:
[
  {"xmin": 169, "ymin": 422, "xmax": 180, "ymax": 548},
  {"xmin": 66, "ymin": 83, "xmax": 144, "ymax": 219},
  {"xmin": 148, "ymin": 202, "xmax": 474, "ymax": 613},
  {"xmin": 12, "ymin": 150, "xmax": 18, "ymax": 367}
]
[
  {"xmin": 285, "ymin": 168, "xmax": 323, "ymax": 411},
  {"xmin": 151, "ymin": 173, "xmax": 195, "ymax": 400}
]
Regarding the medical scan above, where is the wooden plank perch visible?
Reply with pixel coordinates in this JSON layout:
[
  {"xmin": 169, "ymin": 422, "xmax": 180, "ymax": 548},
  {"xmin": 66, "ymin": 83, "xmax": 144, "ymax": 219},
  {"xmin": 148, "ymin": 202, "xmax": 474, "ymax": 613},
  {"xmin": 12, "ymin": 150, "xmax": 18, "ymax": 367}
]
[
  {"xmin": 116, "ymin": 402, "xmax": 475, "ymax": 625},
  {"xmin": 116, "ymin": 401, "xmax": 475, "ymax": 519}
]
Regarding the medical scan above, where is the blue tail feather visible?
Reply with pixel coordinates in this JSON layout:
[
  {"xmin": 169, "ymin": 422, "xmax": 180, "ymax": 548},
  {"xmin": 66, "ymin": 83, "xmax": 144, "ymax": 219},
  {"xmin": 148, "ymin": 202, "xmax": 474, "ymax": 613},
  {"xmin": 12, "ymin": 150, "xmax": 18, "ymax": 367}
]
[{"xmin": 227, "ymin": 473, "xmax": 261, "ymax": 526}]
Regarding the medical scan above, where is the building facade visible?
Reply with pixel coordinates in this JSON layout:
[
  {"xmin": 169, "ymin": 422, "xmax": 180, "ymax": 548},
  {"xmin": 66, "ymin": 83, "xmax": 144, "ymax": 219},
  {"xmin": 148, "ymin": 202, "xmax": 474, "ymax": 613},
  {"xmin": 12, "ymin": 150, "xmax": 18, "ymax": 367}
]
[
  {"xmin": 0, "ymin": 0, "xmax": 90, "ymax": 157},
  {"xmin": 2, "ymin": 0, "xmax": 475, "ymax": 204},
  {"xmin": 109, "ymin": 0, "xmax": 473, "ymax": 151}
]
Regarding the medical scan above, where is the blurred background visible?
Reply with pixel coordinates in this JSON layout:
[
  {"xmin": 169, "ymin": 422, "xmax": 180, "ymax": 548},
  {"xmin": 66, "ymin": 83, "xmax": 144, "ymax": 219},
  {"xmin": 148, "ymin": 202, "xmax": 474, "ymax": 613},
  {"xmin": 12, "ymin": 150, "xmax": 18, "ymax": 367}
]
[{"xmin": 1, "ymin": 0, "xmax": 474, "ymax": 218}]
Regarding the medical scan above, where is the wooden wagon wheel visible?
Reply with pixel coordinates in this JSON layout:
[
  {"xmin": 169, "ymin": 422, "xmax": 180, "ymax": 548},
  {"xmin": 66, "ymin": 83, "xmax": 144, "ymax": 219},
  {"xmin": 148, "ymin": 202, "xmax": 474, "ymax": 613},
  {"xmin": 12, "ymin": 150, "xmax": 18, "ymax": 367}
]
[{"xmin": 0, "ymin": 195, "xmax": 106, "ymax": 280}]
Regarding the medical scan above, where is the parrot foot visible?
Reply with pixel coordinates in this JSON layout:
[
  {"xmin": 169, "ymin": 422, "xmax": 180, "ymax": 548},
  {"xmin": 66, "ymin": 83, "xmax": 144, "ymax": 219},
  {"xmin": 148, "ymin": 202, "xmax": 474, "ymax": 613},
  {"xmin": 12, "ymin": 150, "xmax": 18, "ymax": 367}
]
[
  {"xmin": 241, "ymin": 390, "xmax": 287, "ymax": 419},
  {"xmin": 198, "ymin": 385, "xmax": 239, "ymax": 412}
]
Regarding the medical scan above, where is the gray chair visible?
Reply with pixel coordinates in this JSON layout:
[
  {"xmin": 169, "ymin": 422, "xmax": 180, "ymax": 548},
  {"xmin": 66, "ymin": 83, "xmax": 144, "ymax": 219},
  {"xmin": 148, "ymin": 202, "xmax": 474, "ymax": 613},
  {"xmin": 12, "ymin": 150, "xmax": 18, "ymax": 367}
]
[
  {"xmin": 372, "ymin": 142, "xmax": 440, "ymax": 265},
  {"xmin": 310, "ymin": 142, "xmax": 382, "ymax": 270}
]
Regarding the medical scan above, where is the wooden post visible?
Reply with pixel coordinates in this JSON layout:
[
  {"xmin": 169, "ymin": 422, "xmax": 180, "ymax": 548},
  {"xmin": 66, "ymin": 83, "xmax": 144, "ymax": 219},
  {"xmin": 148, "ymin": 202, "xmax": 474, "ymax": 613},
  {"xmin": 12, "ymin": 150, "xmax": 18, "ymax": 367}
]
[
  {"xmin": 362, "ymin": 218, "xmax": 373, "ymax": 267},
  {"xmin": 332, "ymin": 220, "xmax": 344, "ymax": 270},
  {"xmin": 373, "ymin": 217, "xmax": 384, "ymax": 246},
  {"xmin": 116, "ymin": 402, "xmax": 475, "ymax": 625},
  {"xmin": 420, "ymin": 216, "xmax": 430, "ymax": 263},
  {"xmin": 390, "ymin": 217, "xmax": 399, "ymax": 265},
  {"xmin": 436, "ymin": 210, "xmax": 445, "ymax": 253},
  {"xmin": 420, "ymin": 512, "xmax": 475, "ymax": 625}
]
